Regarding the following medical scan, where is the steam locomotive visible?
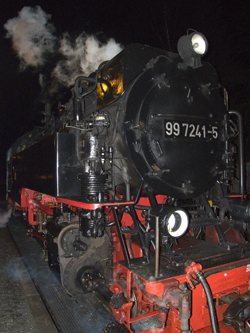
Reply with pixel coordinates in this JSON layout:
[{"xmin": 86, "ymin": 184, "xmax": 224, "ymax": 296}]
[{"xmin": 7, "ymin": 31, "xmax": 250, "ymax": 332}]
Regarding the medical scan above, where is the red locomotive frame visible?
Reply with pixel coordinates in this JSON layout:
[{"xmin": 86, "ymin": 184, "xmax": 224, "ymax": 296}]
[{"xmin": 11, "ymin": 187, "xmax": 250, "ymax": 333}]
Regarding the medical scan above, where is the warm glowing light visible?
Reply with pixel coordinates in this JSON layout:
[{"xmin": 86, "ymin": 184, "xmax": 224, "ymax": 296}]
[
  {"xmin": 97, "ymin": 69, "xmax": 123, "ymax": 107},
  {"xmin": 102, "ymin": 83, "xmax": 108, "ymax": 92}
]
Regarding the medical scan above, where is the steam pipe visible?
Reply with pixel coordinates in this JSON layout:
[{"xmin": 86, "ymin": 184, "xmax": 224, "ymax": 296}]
[
  {"xmin": 74, "ymin": 76, "xmax": 97, "ymax": 99},
  {"xmin": 112, "ymin": 207, "xmax": 131, "ymax": 267},
  {"xmin": 133, "ymin": 180, "xmax": 144, "ymax": 204},
  {"xmin": 228, "ymin": 110, "xmax": 245, "ymax": 198},
  {"xmin": 155, "ymin": 216, "xmax": 160, "ymax": 278},
  {"xmin": 195, "ymin": 271, "xmax": 219, "ymax": 333}
]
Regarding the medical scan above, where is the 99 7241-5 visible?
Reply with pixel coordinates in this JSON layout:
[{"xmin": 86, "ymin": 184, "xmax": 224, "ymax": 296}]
[{"xmin": 164, "ymin": 120, "xmax": 219, "ymax": 139}]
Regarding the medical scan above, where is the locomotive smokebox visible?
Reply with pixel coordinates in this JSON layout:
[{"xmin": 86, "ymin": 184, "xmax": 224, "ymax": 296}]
[{"xmin": 120, "ymin": 43, "xmax": 227, "ymax": 198}]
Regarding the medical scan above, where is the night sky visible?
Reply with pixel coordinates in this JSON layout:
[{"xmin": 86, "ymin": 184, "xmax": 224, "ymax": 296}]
[{"xmin": 1, "ymin": 0, "xmax": 250, "ymax": 198}]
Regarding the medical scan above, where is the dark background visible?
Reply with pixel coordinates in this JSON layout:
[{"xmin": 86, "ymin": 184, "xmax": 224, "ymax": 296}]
[{"xmin": 1, "ymin": 0, "xmax": 250, "ymax": 199}]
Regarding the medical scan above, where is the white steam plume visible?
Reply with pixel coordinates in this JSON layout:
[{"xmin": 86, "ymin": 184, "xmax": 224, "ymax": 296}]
[
  {"xmin": 53, "ymin": 33, "xmax": 123, "ymax": 87},
  {"xmin": 4, "ymin": 6, "xmax": 123, "ymax": 91},
  {"xmin": 0, "ymin": 209, "xmax": 12, "ymax": 228},
  {"xmin": 4, "ymin": 6, "xmax": 56, "ymax": 67}
]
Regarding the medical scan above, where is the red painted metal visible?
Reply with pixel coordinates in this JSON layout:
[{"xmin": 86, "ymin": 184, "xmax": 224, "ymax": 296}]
[
  {"xmin": 205, "ymin": 224, "xmax": 246, "ymax": 244},
  {"xmin": 186, "ymin": 262, "xmax": 203, "ymax": 289},
  {"xmin": 17, "ymin": 187, "xmax": 138, "ymax": 226},
  {"xmin": 58, "ymin": 197, "xmax": 135, "ymax": 209},
  {"xmin": 18, "ymin": 188, "xmax": 58, "ymax": 225},
  {"xmin": 14, "ymin": 186, "xmax": 250, "ymax": 332},
  {"xmin": 105, "ymin": 196, "xmax": 250, "ymax": 332},
  {"xmin": 110, "ymin": 259, "xmax": 250, "ymax": 332}
]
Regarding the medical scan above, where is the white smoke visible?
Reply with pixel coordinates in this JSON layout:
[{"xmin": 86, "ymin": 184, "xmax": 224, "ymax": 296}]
[
  {"xmin": 4, "ymin": 6, "xmax": 56, "ymax": 68},
  {"xmin": 0, "ymin": 209, "xmax": 12, "ymax": 228},
  {"xmin": 53, "ymin": 33, "xmax": 122, "ymax": 87},
  {"xmin": 4, "ymin": 6, "xmax": 123, "ymax": 90}
]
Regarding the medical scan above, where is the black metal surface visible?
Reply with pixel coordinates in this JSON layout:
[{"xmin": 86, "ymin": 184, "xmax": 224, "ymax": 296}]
[
  {"xmin": 112, "ymin": 207, "xmax": 131, "ymax": 267},
  {"xmin": 104, "ymin": 321, "xmax": 130, "ymax": 333},
  {"xmin": 7, "ymin": 217, "xmax": 114, "ymax": 333},
  {"xmin": 175, "ymin": 241, "xmax": 250, "ymax": 271},
  {"xmin": 55, "ymin": 132, "xmax": 82, "ymax": 198},
  {"xmin": 228, "ymin": 110, "xmax": 245, "ymax": 198},
  {"xmin": 223, "ymin": 291, "xmax": 250, "ymax": 332},
  {"xmin": 124, "ymin": 53, "xmax": 226, "ymax": 198},
  {"xmin": 8, "ymin": 42, "xmax": 229, "ymax": 202},
  {"xmin": 79, "ymin": 173, "xmax": 108, "ymax": 203},
  {"xmin": 10, "ymin": 133, "xmax": 81, "ymax": 203},
  {"xmin": 110, "ymin": 293, "xmax": 128, "ymax": 309},
  {"xmin": 80, "ymin": 207, "xmax": 105, "ymax": 238},
  {"xmin": 118, "ymin": 238, "xmax": 250, "ymax": 281}
]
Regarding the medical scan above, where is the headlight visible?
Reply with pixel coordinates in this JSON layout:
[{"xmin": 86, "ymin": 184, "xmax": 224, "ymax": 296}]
[
  {"xmin": 177, "ymin": 31, "xmax": 208, "ymax": 69},
  {"xmin": 161, "ymin": 207, "xmax": 189, "ymax": 238},
  {"xmin": 191, "ymin": 33, "xmax": 207, "ymax": 55}
]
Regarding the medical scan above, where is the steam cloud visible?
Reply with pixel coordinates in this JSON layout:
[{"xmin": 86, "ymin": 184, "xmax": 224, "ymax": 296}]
[
  {"xmin": 0, "ymin": 208, "xmax": 11, "ymax": 228},
  {"xmin": 4, "ymin": 6, "xmax": 56, "ymax": 68},
  {"xmin": 4, "ymin": 6, "xmax": 123, "ymax": 94},
  {"xmin": 53, "ymin": 33, "xmax": 122, "ymax": 87}
]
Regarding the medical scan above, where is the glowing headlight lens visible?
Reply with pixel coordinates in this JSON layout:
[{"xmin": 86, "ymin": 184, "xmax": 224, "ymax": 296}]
[
  {"xmin": 191, "ymin": 33, "xmax": 207, "ymax": 55},
  {"xmin": 167, "ymin": 209, "xmax": 189, "ymax": 237}
]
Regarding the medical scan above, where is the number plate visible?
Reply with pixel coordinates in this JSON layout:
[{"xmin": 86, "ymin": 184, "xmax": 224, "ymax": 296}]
[{"xmin": 164, "ymin": 121, "xmax": 219, "ymax": 139}]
